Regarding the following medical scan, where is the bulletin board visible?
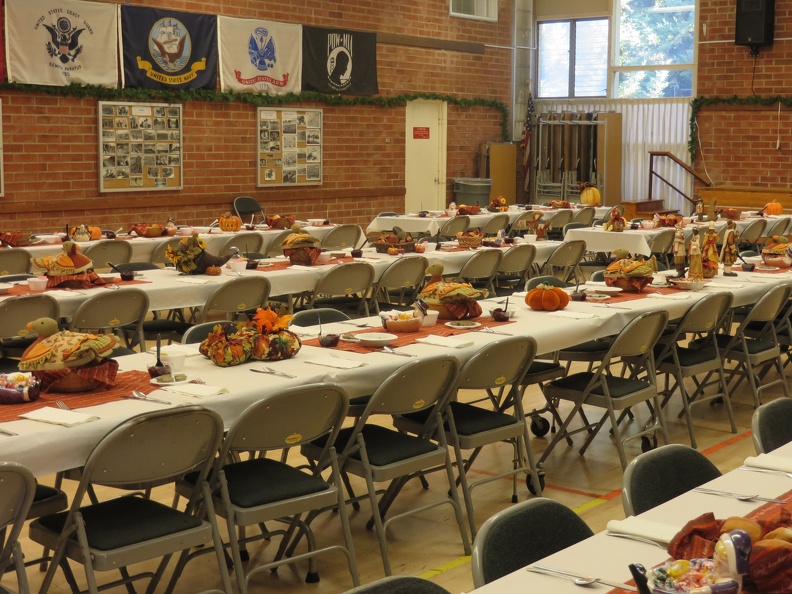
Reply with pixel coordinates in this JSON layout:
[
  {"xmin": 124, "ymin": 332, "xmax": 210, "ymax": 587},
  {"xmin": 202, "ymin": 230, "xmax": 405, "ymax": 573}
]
[
  {"xmin": 257, "ymin": 108, "xmax": 322, "ymax": 187},
  {"xmin": 0, "ymin": 101, "xmax": 4, "ymax": 198},
  {"xmin": 98, "ymin": 101, "xmax": 183, "ymax": 192}
]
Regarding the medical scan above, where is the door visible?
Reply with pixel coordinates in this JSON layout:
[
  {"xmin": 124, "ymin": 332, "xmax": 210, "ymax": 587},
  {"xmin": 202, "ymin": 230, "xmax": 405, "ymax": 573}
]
[{"xmin": 405, "ymin": 100, "xmax": 446, "ymax": 213}]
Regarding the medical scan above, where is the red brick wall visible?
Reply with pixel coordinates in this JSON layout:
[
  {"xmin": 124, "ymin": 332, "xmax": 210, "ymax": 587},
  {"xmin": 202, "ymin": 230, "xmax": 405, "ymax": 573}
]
[
  {"xmin": 1, "ymin": 0, "xmax": 512, "ymax": 231},
  {"xmin": 695, "ymin": 0, "xmax": 792, "ymax": 190}
]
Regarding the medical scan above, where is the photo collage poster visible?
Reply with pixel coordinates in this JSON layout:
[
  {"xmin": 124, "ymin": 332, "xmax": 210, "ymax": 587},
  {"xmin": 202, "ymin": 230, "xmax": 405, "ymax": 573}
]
[
  {"xmin": 257, "ymin": 108, "xmax": 322, "ymax": 187},
  {"xmin": 98, "ymin": 101, "xmax": 183, "ymax": 192},
  {"xmin": 0, "ymin": 101, "xmax": 4, "ymax": 198}
]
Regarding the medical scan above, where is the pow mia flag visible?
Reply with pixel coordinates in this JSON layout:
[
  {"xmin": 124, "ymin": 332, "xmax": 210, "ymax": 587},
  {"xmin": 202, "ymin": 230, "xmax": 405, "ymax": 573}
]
[{"xmin": 301, "ymin": 26, "xmax": 377, "ymax": 96}]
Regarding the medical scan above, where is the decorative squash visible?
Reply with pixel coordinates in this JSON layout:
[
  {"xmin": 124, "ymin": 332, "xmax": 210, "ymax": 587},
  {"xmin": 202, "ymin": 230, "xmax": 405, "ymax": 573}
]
[
  {"xmin": 580, "ymin": 185, "xmax": 601, "ymax": 207},
  {"xmin": 218, "ymin": 212, "xmax": 242, "ymax": 232},
  {"xmin": 525, "ymin": 284, "xmax": 570, "ymax": 311},
  {"xmin": 718, "ymin": 208, "xmax": 739, "ymax": 220},
  {"xmin": 206, "ymin": 265, "xmax": 222, "ymax": 276},
  {"xmin": 70, "ymin": 225, "xmax": 102, "ymax": 240},
  {"xmin": 764, "ymin": 200, "xmax": 783, "ymax": 215}
]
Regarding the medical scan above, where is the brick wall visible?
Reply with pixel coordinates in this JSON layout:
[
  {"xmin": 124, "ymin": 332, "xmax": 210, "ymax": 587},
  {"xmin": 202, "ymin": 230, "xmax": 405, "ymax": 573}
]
[
  {"xmin": 695, "ymin": 0, "xmax": 792, "ymax": 192},
  {"xmin": 0, "ymin": 0, "xmax": 512, "ymax": 231}
]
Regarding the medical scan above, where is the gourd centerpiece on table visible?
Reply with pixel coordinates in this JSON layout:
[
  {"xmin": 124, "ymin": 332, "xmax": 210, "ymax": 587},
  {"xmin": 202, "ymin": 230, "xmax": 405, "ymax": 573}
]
[
  {"xmin": 372, "ymin": 231, "xmax": 415, "ymax": 254},
  {"xmin": 487, "ymin": 196, "xmax": 509, "ymax": 212},
  {"xmin": 604, "ymin": 252, "xmax": 658, "ymax": 292},
  {"xmin": 18, "ymin": 317, "xmax": 121, "ymax": 392},
  {"xmin": 31, "ymin": 242, "xmax": 106, "ymax": 289},
  {"xmin": 280, "ymin": 225, "xmax": 322, "ymax": 265},
  {"xmin": 165, "ymin": 233, "xmax": 230, "ymax": 274},
  {"xmin": 418, "ymin": 263, "xmax": 487, "ymax": 319},
  {"xmin": 525, "ymin": 284, "xmax": 570, "ymax": 311},
  {"xmin": 579, "ymin": 182, "xmax": 601, "ymax": 207},
  {"xmin": 763, "ymin": 199, "xmax": 784, "ymax": 216},
  {"xmin": 199, "ymin": 308, "xmax": 301, "ymax": 367},
  {"xmin": 70, "ymin": 224, "xmax": 103, "ymax": 241},
  {"xmin": 218, "ymin": 212, "xmax": 242, "ymax": 232},
  {"xmin": 761, "ymin": 235, "xmax": 792, "ymax": 268}
]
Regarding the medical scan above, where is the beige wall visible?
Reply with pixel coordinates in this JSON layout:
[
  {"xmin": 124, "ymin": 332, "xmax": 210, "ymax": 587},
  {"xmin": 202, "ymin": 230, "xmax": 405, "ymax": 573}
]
[{"xmin": 536, "ymin": 0, "xmax": 610, "ymax": 20}]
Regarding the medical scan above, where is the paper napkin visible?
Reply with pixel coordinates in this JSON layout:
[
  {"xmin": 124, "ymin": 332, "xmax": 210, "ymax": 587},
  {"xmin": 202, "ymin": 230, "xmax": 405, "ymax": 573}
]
[
  {"xmin": 21, "ymin": 407, "xmax": 99, "ymax": 427},
  {"xmin": 645, "ymin": 293, "xmax": 691, "ymax": 300},
  {"xmin": 606, "ymin": 517, "xmax": 679, "ymax": 544},
  {"xmin": 743, "ymin": 454, "xmax": 792, "ymax": 474},
  {"xmin": 178, "ymin": 277, "xmax": 220, "ymax": 285},
  {"xmin": 162, "ymin": 384, "xmax": 228, "ymax": 398},
  {"xmin": 304, "ymin": 357, "xmax": 366, "ymax": 369},
  {"xmin": 415, "ymin": 336, "xmax": 475, "ymax": 349},
  {"xmin": 548, "ymin": 311, "xmax": 598, "ymax": 319}
]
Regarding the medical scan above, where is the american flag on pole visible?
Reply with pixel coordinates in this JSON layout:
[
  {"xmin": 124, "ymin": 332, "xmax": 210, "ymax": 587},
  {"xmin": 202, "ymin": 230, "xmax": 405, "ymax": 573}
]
[{"xmin": 520, "ymin": 89, "xmax": 536, "ymax": 191}]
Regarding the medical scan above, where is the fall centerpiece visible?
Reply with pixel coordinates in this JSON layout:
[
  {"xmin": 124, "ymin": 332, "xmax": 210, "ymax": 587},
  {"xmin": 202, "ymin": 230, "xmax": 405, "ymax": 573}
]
[
  {"xmin": 761, "ymin": 236, "xmax": 792, "ymax": 268},
  {"xmin": 525, "ymin": 284, "xmax": 570, "ymax": 311},
  {"xmin": 128, "ymin": 223, "xmax": 170, "ymax": 238},
  {"xmin": 265, "ymin": 214, "xmax": 298, "ymax": 229},
  {"xmin": 487, "ymin": 196, "xmax": 509, "ymax": 212},
  {"xmin": 165, "ymin": 233, "xmax": 230, "ymax": 274},
  {"xmin": 604, "ymin": 254, "xmax": 658, "ymax": 292},
  {"xmin": 456, "ymin": 230, "xmax": 484, "ymax": 248},
  {"xmin": 418, "ymin": 263, "xmax": 487, "ymax": 319},
  {"xmin": 372, "ymin": 231, "xmax": 416, "ymax": 254},
  {"xmin": 198, "ymin": 308, "xmax": 301, "ymax": 367},
  {"xmin": 31, "ymin": 242, "xmax": 106, "ymax": 289},
  {"xmin": 280, "ymin": 225, "xmax": 322, "ymax": 265}
]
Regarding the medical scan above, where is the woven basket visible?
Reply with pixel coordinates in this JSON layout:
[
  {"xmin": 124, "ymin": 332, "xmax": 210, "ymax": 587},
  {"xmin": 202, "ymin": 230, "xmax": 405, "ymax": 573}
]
[
  {"xmin": 371, "ymin": 241, "xmax": 416, "ymax": 254},
  {"xmin": 604, "ymin": 276, "xmax": 652, "ymax": 293},
  {"xmin": 382, "ymin": 317, "xmax": 422, "ymax": 332},
  {"xmin": 47, "ymin": 374, "xmax": 100, "ymax": 393},
  {"xmin": 456, "ymin": 234, "xmax": 482, "ymax": 249},
  {"xmin": 284, "ymin": 247, "xmax": 322, "ymax": 266}
]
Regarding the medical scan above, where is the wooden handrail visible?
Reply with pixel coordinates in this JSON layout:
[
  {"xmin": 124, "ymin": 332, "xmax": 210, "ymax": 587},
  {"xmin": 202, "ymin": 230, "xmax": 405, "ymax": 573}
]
[{"xmin": 648, "ymin": 151, "xmax": 711, "ymax": 207}]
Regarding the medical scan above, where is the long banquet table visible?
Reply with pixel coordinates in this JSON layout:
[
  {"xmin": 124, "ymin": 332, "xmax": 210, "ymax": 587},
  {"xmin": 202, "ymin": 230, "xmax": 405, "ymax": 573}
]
[
  {"xmin": 472, "ymin": 439, "xmax": 792, "ymax": 593},
  {"xmin": 2, "ymin": 267, "xmax": 791, "ymax": 477}
]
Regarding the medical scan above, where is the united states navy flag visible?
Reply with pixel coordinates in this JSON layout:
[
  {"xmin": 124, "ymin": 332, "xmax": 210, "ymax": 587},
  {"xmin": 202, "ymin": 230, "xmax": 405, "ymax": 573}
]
[
  {"xmin": 121, "ymin": 6, "xmax": 217, "ymax": 90},
  {"xmin": 302, "ymin": 26, "xmax": 377, "ymax": 96}
]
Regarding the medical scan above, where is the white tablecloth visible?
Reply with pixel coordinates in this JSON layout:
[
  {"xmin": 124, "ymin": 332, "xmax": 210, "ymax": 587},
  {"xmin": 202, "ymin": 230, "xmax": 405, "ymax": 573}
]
[{"xmin": 565, "ymin": 228, "xmax": 653, "ymax": 256}]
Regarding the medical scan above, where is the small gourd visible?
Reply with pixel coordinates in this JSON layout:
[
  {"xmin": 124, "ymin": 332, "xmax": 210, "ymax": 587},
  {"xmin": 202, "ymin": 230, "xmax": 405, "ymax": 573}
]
[
  {"xmin": 218, "ymin": 212, "xmax": 242, "ymax": 232},
  {"xmin": 764, "ymin": 200, "xmax": 783, "ymax": 216},
  {"xmin": 206, "ymin": 265, "xmax": 222, "ymax": 276},
  {"xmin": 526, "ymin": 283, "xmax": 570, "ymax": 312},
  {"xmin": 580, "ymin": 185, "xmax": 601, "ymax": 207}
]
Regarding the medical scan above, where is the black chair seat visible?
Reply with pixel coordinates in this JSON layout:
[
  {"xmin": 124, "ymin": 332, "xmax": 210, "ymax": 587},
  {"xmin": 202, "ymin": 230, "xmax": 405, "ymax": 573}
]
[
  {"xmin": 710, "ymin": 333, "xmax": 776, "ymax": 354},
  {"xmin": 551, "ymin": 372, "xmax": 650, "ymax": 398},
  {"xmin": 316, "ymin": 425, "xmax": 437, "ymax": 466},
  {"xmin": 36, "ymin": 495, "xmax": 202, "ymax": 551},
  {"xmin": 526, "ymin": 361, "xmax": 563, "ymax": 375},
  {"xmin": 0, "ymin": 358, "xmax": 21, "ymax": 373},
  {"xmin": 447, "ymin": 402, "xmax": 517, "ymax": 435},
  {"xmin": 661, "ymin": 346, "xmax": 717, "ymax": 367},
  {"xmin": 560, "ymin": 340, "xmax": 610, "ymax": 354}
]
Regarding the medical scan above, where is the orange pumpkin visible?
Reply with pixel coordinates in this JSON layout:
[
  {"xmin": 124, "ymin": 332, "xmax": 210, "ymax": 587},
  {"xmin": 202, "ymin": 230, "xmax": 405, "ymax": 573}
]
[
  {"xmin": 206, "ymin": 265, "xmax": 222, "ymax": 276},
  {"xmin": 525, "ymin": 284, "xmax": 570, "ymax": 311},
  {"xmin": 70, "ymin": 225, "xmax": 102, "ymax": 240},
  {"xmin": 218, "ymin": 212, "xmax": 242, "ymax": 232},
  {"xmin": 580, "ymin": 185, "xmax": 601, "ymax": 207},
  {"xmin": 764, "ymin": 200, "xmax": 783, "ymax": 215}
]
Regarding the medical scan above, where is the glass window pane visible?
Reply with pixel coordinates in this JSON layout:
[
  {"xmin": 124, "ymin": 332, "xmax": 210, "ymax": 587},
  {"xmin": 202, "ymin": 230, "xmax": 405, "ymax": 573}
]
[
  {"xmin": 574, "ymin": 20, "xmax": 608, "ymax": 97},
  {"xmin": 616, "ymin": 69, "xmax": 693, "ymax": 98},
  {"xmin": 538, "ymin": 22, "xmax": 570, "ymax": 98},
  {"xmin": 619, "ymin": 0, "xmax": 695, "ymax": 67}
]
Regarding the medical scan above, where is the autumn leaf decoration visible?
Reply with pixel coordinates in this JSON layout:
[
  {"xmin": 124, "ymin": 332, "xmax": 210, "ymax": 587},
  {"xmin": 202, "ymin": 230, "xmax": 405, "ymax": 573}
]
[{"xmin": 252, "ymin": 308, "xmax": 292, "ymax": 333}]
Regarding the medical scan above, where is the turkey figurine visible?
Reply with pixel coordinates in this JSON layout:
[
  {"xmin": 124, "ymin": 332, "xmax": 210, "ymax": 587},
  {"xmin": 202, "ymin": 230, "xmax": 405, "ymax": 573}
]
[
  {"xmin": 19, "ymin": 318, "xmax": 119, "ymax": 371},
  {"xmin": 419, "ymin": 263, "xmax": 487, "ymax": 320},
  {"xmin": 30, "ymin": 241, "xmax": 104, "ymax": 289}
]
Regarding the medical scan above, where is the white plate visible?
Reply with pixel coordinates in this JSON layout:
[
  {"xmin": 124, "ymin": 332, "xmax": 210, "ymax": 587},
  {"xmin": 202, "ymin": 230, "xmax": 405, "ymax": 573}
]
[
  {"xmin": 584, "ymin": 284, "xmax": 622, "ymax": 295},
  {"xmin": 756, "ymin": 266, "xmax": 779, "ymax": 271},
  {"xmin": 445, "ymin": 321, "xmax": 482, "ymax": 329},
  {"xmin": 0, "ymin": 283, "xmax": 13, "ymax": 295},
  {"xmin": 340, "ymin": 333, "xmax": 360, "ymax": 343},
  {"xmin": 149, "ymin": 374, "xmax": 191, "ymax": 386},
  {"xmin": 358, "ymin": 333, "xmax": 397, "ymax": 347},
  {"xmin": 584, "ymin": 294, "xmax": 611, "ymax": 301}
]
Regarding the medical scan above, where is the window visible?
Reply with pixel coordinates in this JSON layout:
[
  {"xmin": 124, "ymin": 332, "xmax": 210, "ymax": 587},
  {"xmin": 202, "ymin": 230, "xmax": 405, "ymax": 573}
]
[
  {"xmin": 614, "ymin": 0, "xmax": 695, "ymax": 98},
  {"xmin": 537, "ymin": 19, "xmax": 608, "ymax": 99},
  {"xmin": 450, "ymin": 0, "xmax": 497, "ymax": 22}
]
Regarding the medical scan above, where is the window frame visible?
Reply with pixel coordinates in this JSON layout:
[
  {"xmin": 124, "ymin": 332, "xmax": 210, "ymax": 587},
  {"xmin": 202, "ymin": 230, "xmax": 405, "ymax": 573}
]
[
  {"xmin": 449, "ymin": 0, "xmax": 498, "ymax": 23},
  {"xmin": 536, "ymin": 17, "xmax": 610, "ymax": 100}
]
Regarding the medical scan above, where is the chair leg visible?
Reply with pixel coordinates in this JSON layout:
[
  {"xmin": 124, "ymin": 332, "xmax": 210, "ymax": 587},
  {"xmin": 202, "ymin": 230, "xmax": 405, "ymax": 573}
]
[
  {"xmin": 356, "ymin": 439, "xmax": 392, "ymax": 575},
  {"xmin": 674, "ymin": 371, "xmax": 697, "ymax": 448}
]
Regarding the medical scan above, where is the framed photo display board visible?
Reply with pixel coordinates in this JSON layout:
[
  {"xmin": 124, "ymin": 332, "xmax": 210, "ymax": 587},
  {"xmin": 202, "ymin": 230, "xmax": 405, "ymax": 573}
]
[
  {"xmin": 0, "ymin": 101, "xmax": 4, "ymax": 197},
  {"xmin": 257, "ymin": 108, "xmax": 322, "ymax": 187},
  {"xmin": 98, "ymin": 101, "xmax": 183, "ymax": 192}
]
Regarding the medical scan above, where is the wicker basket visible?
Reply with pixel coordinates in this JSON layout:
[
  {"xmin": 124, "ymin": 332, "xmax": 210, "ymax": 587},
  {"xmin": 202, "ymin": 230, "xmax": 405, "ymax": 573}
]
[
  {"xmin": 284, "ymin": 247, "xmax": 322, "ymax": 266},
  {"xmin": 604, "ymin": 276, "xmax": 652, "ymax": 293},
  {"xmin": 382, "ymin": 317, "xmax": 422, "ymax": 332},
  {"xmin": 456, "ymin": 234, "xmax": 483, "ymax": 249},
  {"xmin": 371, "ymin": 241, "xmax": 416, "ymax": 254}
]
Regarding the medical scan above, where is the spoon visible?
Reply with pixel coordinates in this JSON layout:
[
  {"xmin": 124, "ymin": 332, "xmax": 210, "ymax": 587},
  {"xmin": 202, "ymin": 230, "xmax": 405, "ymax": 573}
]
[
  {"xmin": 739, "ymin": 465, "xmax": 792, "ymax": 479},
  {"xmin": 155, "ymin": 333, "xmax": 163, "ymax": 368},
  {"xmin": 382, "ymin": 346, "xmax": 414, "ymax": 357},
  {"xmin": 106, "ymin": 262, "xmax": 125, "ymax": 274}
]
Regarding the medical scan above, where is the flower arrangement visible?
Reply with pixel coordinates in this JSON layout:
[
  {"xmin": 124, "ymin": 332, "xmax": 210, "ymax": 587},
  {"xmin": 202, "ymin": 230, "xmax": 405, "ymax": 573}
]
[{"xmin": 165, "ymin": 233, "xmax": 230, "ymax": 274}]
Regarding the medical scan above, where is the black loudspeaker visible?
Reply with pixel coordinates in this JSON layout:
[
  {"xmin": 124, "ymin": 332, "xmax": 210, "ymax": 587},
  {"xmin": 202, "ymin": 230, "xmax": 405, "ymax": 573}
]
[{"xmin": 735, "ymin": 0, "xmax": 775, "ymax": 47}]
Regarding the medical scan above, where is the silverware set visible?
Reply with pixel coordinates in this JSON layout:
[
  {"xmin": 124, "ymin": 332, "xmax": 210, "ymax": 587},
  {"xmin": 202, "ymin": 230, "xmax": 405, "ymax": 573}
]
[
  {"xmin": 738, "ymin": 465, "xmax": 792, "ymax": 479},
  {"xmin": 693, "ymin": 487, "xmax": 786, "ymax": 503},
  {"xmin": 526, "ymin": 565, "xmax": 637, "ymax": 591},
  {"xmin": 250, "ymin": 367, "xmax": 296, "ymax": 378}
]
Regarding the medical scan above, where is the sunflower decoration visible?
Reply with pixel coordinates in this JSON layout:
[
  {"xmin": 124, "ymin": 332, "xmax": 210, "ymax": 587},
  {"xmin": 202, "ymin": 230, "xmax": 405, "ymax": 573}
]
[{"xmin": 166, "ymin": 234, "xmax": 207, "ymax": 273}]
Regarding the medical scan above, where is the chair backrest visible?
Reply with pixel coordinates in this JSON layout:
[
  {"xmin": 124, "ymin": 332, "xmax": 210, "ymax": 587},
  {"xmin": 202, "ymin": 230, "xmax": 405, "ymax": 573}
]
[
  {"xmin": 498, "ymin": 244, "xmax": 536, "ymax": 275},
  {"xmin": 313, "ymin": 262, "xmax": 375, "ymax": 299},
  {"xmin": 199, "ymin": 277, "xmax": 271, "ymax": 322},
  {"xmin": 525, "ymin": 275, "xmax": 568, "ymax": 290},
  {"xmin": 571, "ymin": 207, "xmax": 595, "ymax": 226},
  {"xmin": 0, "ymin": 274, "xmax": 34, "ymax": 283},
  {"xmin": 480, "ymin": 213, "xmax": 510, "ymax": 235},
  {"xmin": 606, "ymin": 309, "xmax": 669, "ymax": 360},
  {"xmin": 740, "ymin": 218, "xmax": 767, "ymax": 243},
  {"xmin": 621, "ymin": 444, "xmax": 721, "ymax": 516},
  {"xmin": 674, "ymin": 291, "xmax": 733, "ymax": 336},
  {"xmin": 544, "ymin": 209, "xmax": 573, "ymax": 229},
  {"xmin": 150, "ymin": 237, "xmax": 184, "ymax": 266},
  {"xmin": 321, "ymin": 224, "xmax": 363, "ymax": 249},
  {"xmin": 562, "ymin": 222, "xmax": 585, "ymax": 237},
  {"xmin": 0, "ymin": 462, "xmax": 36, "ymax": 579},
  {"xmin": 221, "ymin": 232, "xmax": 265, "ymax": 256},
  {"xmin": 0, "ymin": 249, "xmax": 32, "ymax": 275},
  {"xmin": 263, "ymin": 229, "xmax": 294, "ymax": 257},
  {"xmin": 113, "ymin": 261, "xmax": 160, "ymax": 273},
  {"xmin": 181, "ymin": 321, "xmax": 236, "ymax": 344},
  {"xmin": 233, "ymin": 196, "xmax": 264, "ymax": 221},
  {"xmin": 82, "ymin": 240, "xmax": 133, "ymax": 270},
  {"xmin": 471, "ymin": 498, "xmax": 593, "ymax": 587},
  {"xmin": 376, "ymin": 255, "xmax": 429, "ymax": 293},
  {"xmin": 456, "ymin": 336, "xmax": 537, "ymax": 391},
  {"xmin": 0, "ymin": 294, "xmax": 60, "ymax": 340},
  {"xmin": 69, "ymin": 288, "xmax": 149, "ymax": 335},
  {"xmin": 589, "ymin": 270, "xmax": 605, "ymax": 282},
  {"xmin": 509, "ymin": 211, "xmax": 538, "ymax": 233},
  {"xmin": 344, "ymin": 575, "xmax": 451, "ymax": 594},
  {"xmin": 648, "ymin": 228, "xmax": 675, "ymax": 254},
  {"xmin": 763, "ymin": 217, "xmax": 790, "ymax": 238},
  {"xmin": 544, "ymin": 240, "xmax": 586, "ymax": 269},
  {"xmin": 456, "ymin": 249, "xmax": 503, "ymax": 281},
  {"xmin": 290, "ymin": 308, "xmax": 351, "ymax": 327},
  {"xmin": 439, "ymin": 215, "xmax": 470, "ymax": 239},
  {"xmin": 738, "ymin": 283, "xmax": 792, "ymax": 326},
  {"xmin": 752, "ymin": 398, "xmax": 792, "ymax": 454},
  {"xmin": 221, "ymin": 384, "xmax": 348, "ymax": 465}
]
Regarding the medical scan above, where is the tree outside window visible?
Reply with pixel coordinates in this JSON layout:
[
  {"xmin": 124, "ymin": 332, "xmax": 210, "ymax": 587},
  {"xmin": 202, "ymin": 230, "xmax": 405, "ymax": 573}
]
[{"xmin": 537, "ymin": 19, "xmax": 608, "ymax": 99}]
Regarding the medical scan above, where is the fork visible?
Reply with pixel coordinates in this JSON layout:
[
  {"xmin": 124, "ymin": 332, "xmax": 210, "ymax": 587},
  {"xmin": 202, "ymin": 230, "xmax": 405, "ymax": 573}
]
[
  {"xmin": 124, "ymin": 391, "xmax": 172, "ymax": 405},
  {"xmin": 739, "ymin": 465, "xmax": 792, "ymax": 479},
  {"xmin": 55, "ymin": 401, "xmax": 70, "ymax": 411},
  {"xmin": 481, "ymin": 327, "xmax": 513, "ymax": 336},
  {"xmin": 340, "ymin": 321, "xmax": 372, "ymax": 328},
  {"xmin": 251, "ymin": 367, "xmax": 296, "ymax": 379}
]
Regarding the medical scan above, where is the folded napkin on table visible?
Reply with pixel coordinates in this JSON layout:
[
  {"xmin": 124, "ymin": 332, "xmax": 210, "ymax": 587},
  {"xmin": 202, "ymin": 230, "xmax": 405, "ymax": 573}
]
[
  {"xmin": 305, "ymin": 357, "xmax": 366, "ymax": 369},
  {"xmin": 704, "ymin": 282, "xmax": 745, "ymax": 288},
  {"xmin": 147, "ymin": 344, "xmax": 201, "ymax": 357},
  {"xmin": 743, "ymin": 453, "xmax": 792, "ymax": 474},
  {"xmin": 548, "ymin": 310, "xmax": 598, "ymax": 319},
  {"xmin": 606, "ymin": 517, "xmax": 679, "ymax": 544},
  {"xmin": 289, "ymin": 265, "xmax": 317, "ymax": 271},
  {"xmin": 21, "ymin": 407, "xmax": 99, "ymax": 427},
  {"xmin": 178, "ymin": 277, "xmax": 221, "ymax": 285},
  {"xmin": 162, "ymin": 384, "xmax": 228, "ymax": 398},
  {"xmin": 415, "ymin": 336, "xmax": 475, "ymax": 349},
  {"xmin": 646, "ymin": 293, "xmax": 691, "ymax": 300}
]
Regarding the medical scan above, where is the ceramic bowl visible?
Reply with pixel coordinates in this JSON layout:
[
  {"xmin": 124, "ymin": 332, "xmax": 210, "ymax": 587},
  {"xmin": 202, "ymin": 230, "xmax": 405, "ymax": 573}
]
[
  {"xmin": 382, "ymin": 317, "xmax": 422, "ymax": 332},
  {"xmin": 178, "ymin": 227, "xmax": 194, "ymax": 236},
  {"xmin": 193, "ymin": 226, "xmax": 212, "ymax": 234},
  {"xmin": 358, "ymin": 333, "xmax": 398, "ymax": 347},
  {"xmin": 308, "ymin": 218, "xmax": 325, "ymax": 226},
  {"xmin": 670, "ymin": 278, "xmax": 708, "ymax": 290},
  {"xmin": 641, "ymin": 221, "xmax": 655, "ymax": 229},
  {"xmin": 27, "ymin": 278, "xmax": 48, "ymax": 292},
  {"xmin": 421, "ymin": 310, "xmax": 440, "ymax": 327}
]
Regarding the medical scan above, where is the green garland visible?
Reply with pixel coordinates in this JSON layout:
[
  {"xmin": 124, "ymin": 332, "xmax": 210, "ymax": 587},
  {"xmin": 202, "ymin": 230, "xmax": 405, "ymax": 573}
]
[
  {"xmin": 689, "ymin": 95, "xmax": 792, "ymax": 163},
  {"xmin": 0, "ymin": 82, "xmax": 511, "ymax": 141}
]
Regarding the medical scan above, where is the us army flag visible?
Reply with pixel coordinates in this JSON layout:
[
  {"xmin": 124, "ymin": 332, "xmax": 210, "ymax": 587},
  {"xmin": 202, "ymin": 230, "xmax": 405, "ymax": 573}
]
[
  {"xmin": 5, "ymin": 0, "xmax": 118, "ymax": 87},
  {"xmin": 218, "ymin": 16, "xmax": 301, "ymax": 94}
]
